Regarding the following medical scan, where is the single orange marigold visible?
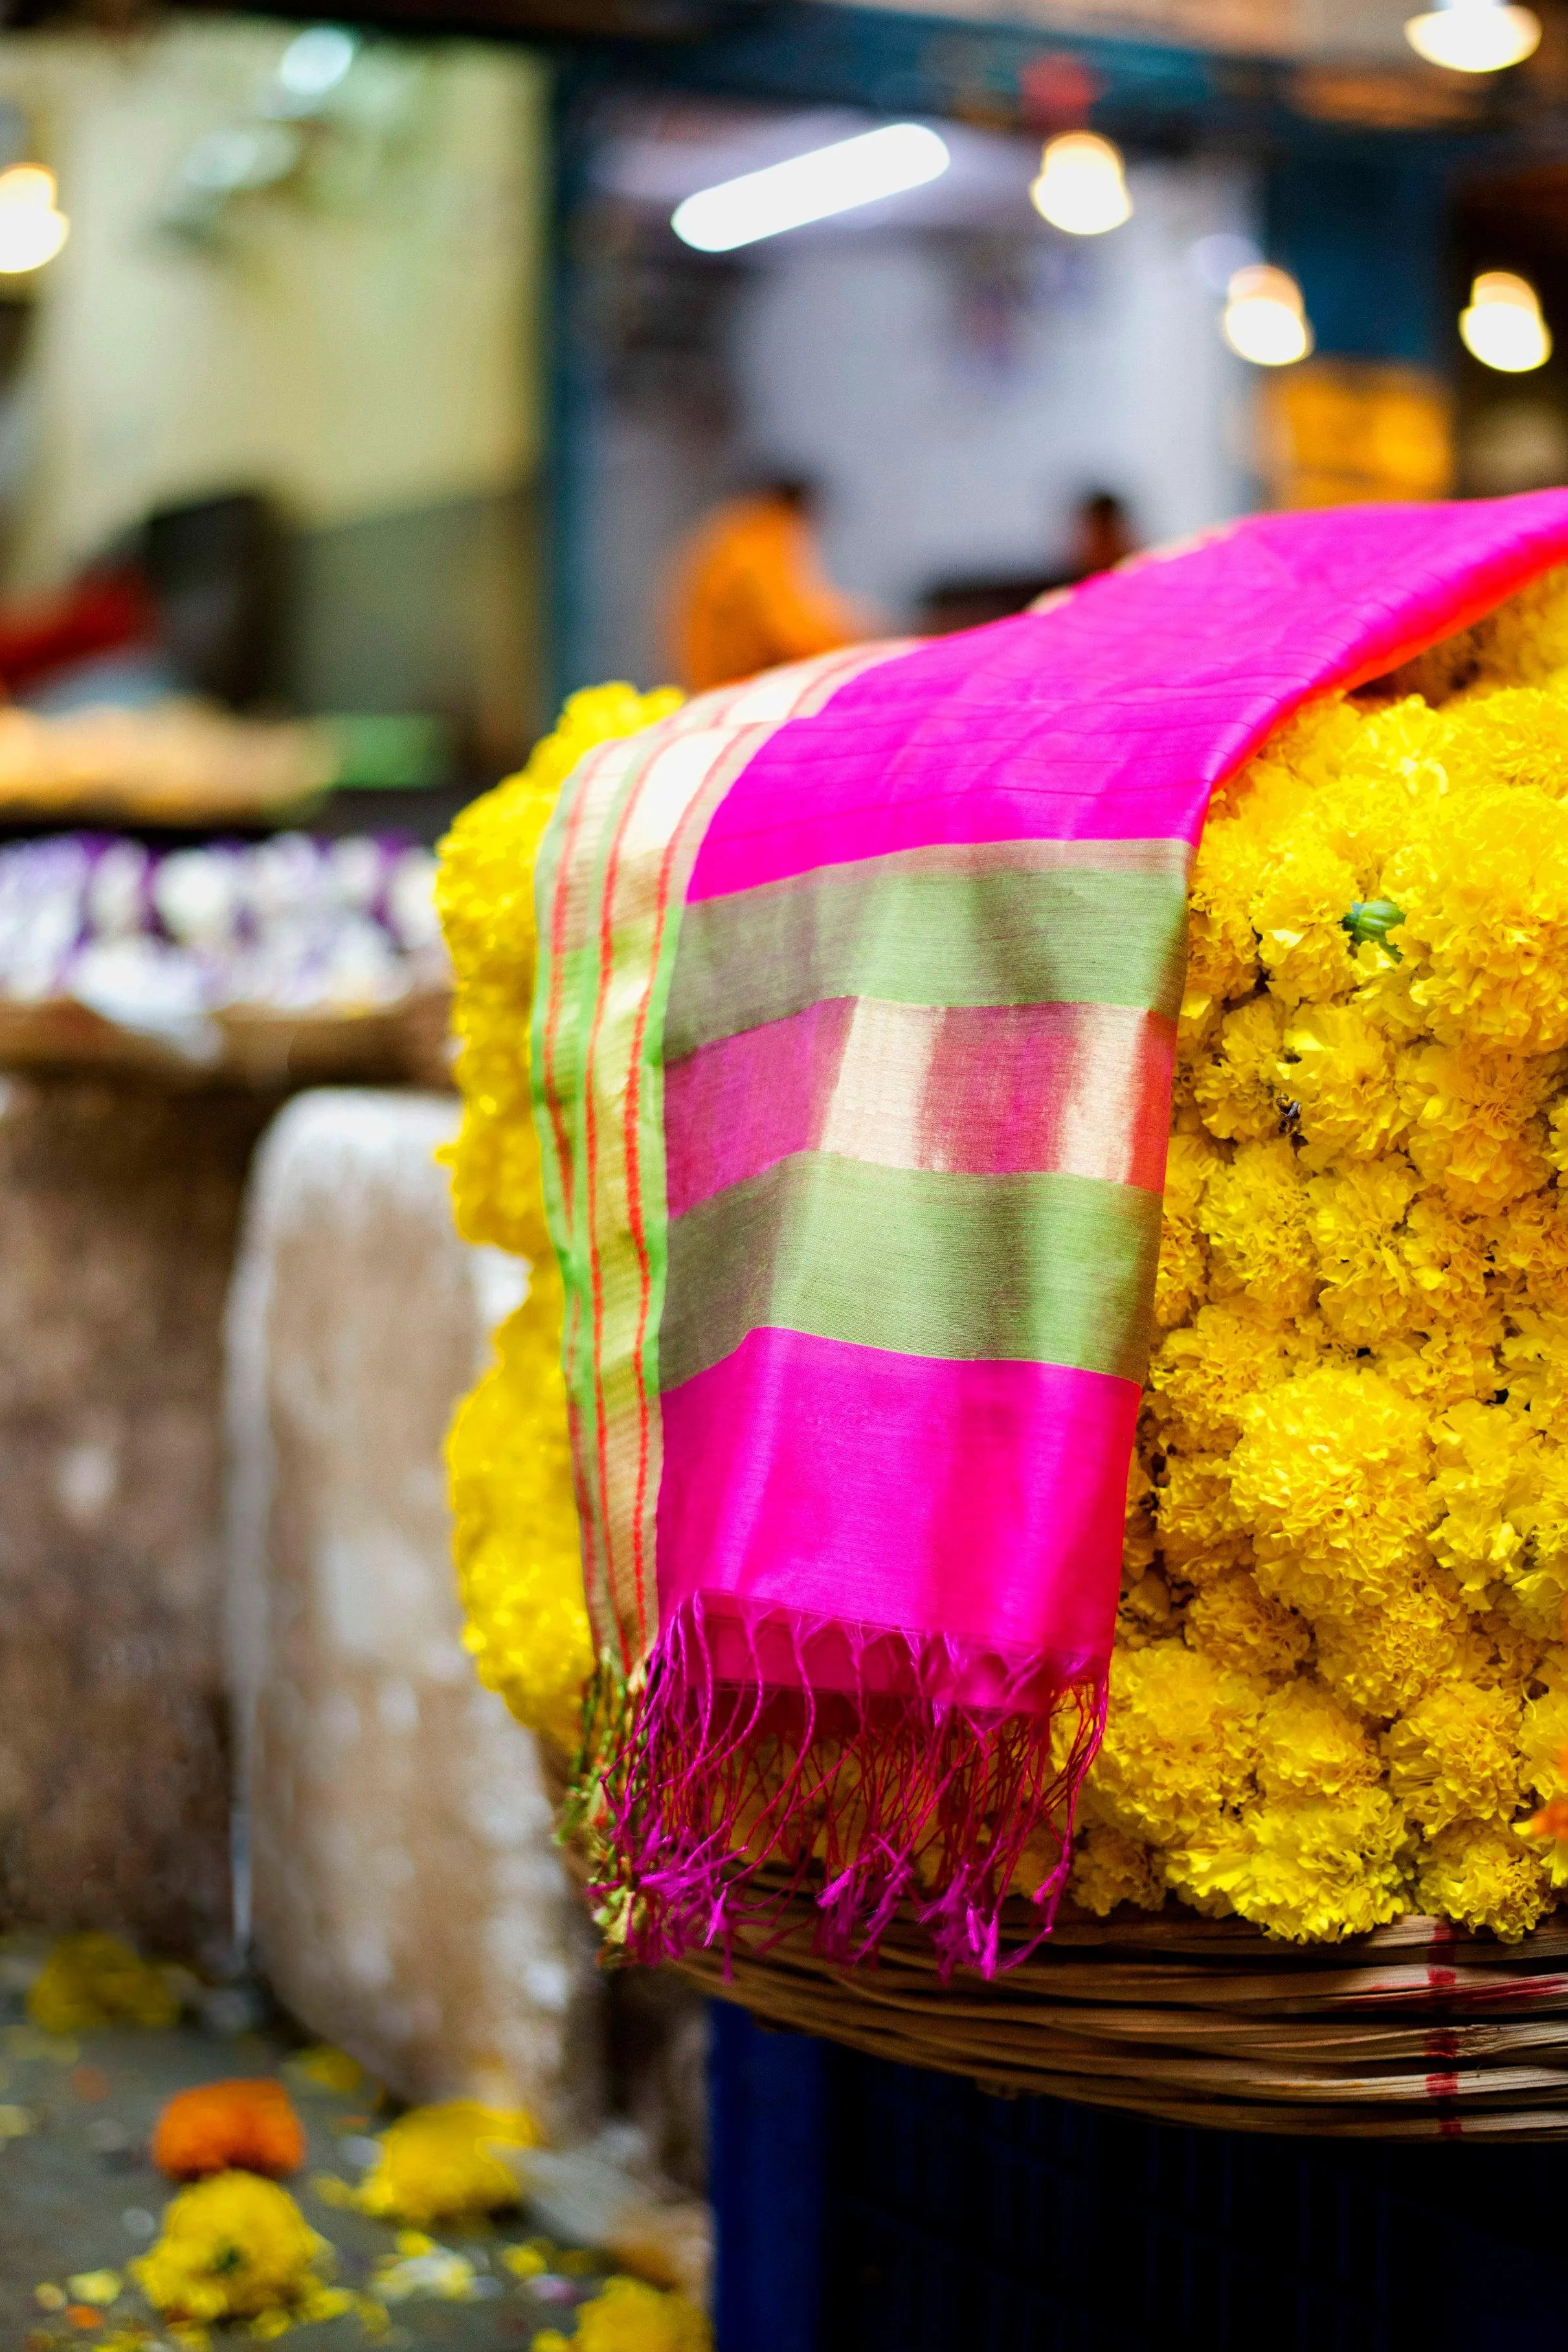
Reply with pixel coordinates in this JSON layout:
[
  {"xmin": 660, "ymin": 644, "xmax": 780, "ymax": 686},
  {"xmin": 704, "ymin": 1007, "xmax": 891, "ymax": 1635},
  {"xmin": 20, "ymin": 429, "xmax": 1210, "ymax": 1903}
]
[{"xmin": 151, "ymin": 2078, "xmax": 305, "ymax": 2181}]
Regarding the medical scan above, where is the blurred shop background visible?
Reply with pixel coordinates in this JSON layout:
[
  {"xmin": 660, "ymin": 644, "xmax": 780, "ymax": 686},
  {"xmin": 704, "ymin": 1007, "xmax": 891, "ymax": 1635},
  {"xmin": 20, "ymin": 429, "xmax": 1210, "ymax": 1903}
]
[
  {"xmin": 0, "ymin": 22, "xmax": 543, "ymax": 827},
  {"xmin": 1, "ymin": 0, "xmax": 1568, "ymax": 2340},
  {"xmin": 0, "ymin": 2, "xmax": 1563, "ymax": 804}
]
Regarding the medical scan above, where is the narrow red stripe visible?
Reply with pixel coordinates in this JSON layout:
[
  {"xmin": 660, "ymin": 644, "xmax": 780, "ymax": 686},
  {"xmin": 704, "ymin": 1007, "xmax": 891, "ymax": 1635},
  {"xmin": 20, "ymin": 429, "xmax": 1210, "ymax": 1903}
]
[
  {"xmin": 584, "ymin": 763, "xmax": 656, "ymax": 1670},
  {"xmin": 621, "ymin": 772, "xmax": 725, "ymax": 1646}
]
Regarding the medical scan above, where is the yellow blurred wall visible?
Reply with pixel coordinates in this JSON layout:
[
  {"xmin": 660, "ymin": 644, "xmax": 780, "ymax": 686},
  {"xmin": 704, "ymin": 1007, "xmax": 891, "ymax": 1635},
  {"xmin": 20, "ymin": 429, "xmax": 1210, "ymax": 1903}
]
[{"xmin": 1259, "ymin": 357, "xmax": 1453, "ymax": 509}]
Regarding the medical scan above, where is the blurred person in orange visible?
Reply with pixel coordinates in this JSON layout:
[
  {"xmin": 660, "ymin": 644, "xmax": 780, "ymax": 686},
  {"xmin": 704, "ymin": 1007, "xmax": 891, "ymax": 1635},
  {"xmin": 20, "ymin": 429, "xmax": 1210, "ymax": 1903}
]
[{"xmin": 669, "ymin": 476, "xmax": 875, "ymax": 691}]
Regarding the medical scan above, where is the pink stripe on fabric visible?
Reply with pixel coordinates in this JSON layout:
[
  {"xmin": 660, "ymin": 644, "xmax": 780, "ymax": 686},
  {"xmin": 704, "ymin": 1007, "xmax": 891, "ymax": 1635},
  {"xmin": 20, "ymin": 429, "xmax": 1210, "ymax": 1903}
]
[
  {"xmin": 664, "ymin": 998, "xmax": 1176, "ymax": 1216},
  {"xmin": 686, "ymin": 493, "xmax": 1568, "ymax": 902},
  {"xmin": 656, "ymin": 1324, "xmax": 1136, "ymax": 1661},
  {"xmin": 665, "ymin": 998, "xmax": 851, "ymax": 1216}
]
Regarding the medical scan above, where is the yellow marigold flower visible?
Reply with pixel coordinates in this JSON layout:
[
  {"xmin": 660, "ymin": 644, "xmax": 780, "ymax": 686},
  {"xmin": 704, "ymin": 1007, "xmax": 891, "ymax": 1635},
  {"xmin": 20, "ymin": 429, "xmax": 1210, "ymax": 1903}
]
[
  {"xmin": 436, "ymin": 682, "xmax": 681, "ymax": 1260},
  {"xmin": 131, "ymin": 2174, "xmax": 331, "ymax": 2322},
  {"xmin": 1457, "ymin": 1609, "xmax": 1545, "ymax": 1693},
  {"xmin": 1486, "ymin": 1187, "xmax": 1568, "ymax": 1315},
  {"xmin": 1523, "ymin": 1789, "xmax": 1568, "ymax": 1879},
  {"xmin": 1428, "ymin": 1398, "xmax": 1540, "ymax": 1604},
  {"xmin": 1191, "ymin": 994, "xmax": 1284, "ymax": 1145},
  {"xmin": 1253, "ymin": 1678, "xmax": 1380, "ymax": 1799},
  {"xmin": 1467, "ymin": 563, "xmax": 1568, "ymax": 687},
  {"xmin": 1414, "ymin": 1817, "xmax": 1552, "ymax": 1941},
  {"xmin": 1185, "ymin": 1573, "xmax": 1309, "ymax": 1687},
  {"xmin": 1371, "ymin": 1324, "xmax": 1503, "ymax": 1413},
  {"xmin": 446, "ymin": 1268, "xmax": 592, "ymax": 1751},
  {"xmin": 501, "ymin": 2241, "xmax": 551, "ymax": 2281},
  {"xmin": 1152, "ymin": 1130, "xmax": 1222, "ymax": 1330},
  {"xmin": 1351, "ymin": 933, "xmax": 1429, "ymax": 1046},
  {"xmin": 1123, "ymin": 1440, "xmax": 1158, "ymax": 1580},
  {"xmin": 1440, "ymin": 685, "xmax": 1568, "ymax": 800},
  {"xmin": 1231, "ymin": 1363, "xmax": 1435, "ymax": 1617},
  {"xmin": 1519, "ymin": 1661, "xmax": 1568, "ymax": 1797},
  {"xmin": 1170, "ymin": 1786, "xmax": 1407, "ymax": 1941},
  {"xmin": 535, "ymin": 2276, "xmax": 711, "ymax": 2352},
  {"xmin": 1116, "ymin": 1569, "xmax": 1179, "ymax": 1651},
  {"xmin": 1319, "ymin": 696, "xmax": 1449, "ymax": 864},
  {"xmin": 1147, "ymin": 1298, "xmax": 1306, "ymax": 1455},
  {"xmin": 1497, "ymin": 1433, "xmax": 1568, "ymax": 1638},
  {"xmin": 354, "ymin": 2101, "xmax": 539, "ymax": 2229},
  {"xmin": 1497, "ymin": 1310, "xmax": 1568, "ymax": 1425},
  {"xmin": 1312, "ymin": 1581, "xmax": 1464, "ymax": 1719},
  {"xmin": 1218, "ymin": 699, "xmax": 1361, "ymax": 847},
  {"xmin": 1518, "ymin": 1712, "xmax": 1568, "ymax": 1889},
  {"xmin": 1067, "ymin": 1821, "xmax": 1166, "ymax": 1917},
  {"xmin": 1549, "ymin": 1091, "xmax": 1568, "ymax": 1180},
  {"xmin": 1151, "ymin": 1451, "xmax": 1250, "ymax": 1581},
  {"xmin": 1305, "ymin": 1158, "xmax": 1422, "ymax": 1348},
  {"xmin": 1393, "ymin": 1193, "xmax": 1493, "ymax": 1322},
  {"xmin": 289, "ymin": 2045, "xmax": 364, "ymax": 2096},
  {"xmin": 1262, "ymin": 691, "xmax": 1369, "ymax": 789},
  {"xmin": 28, "ymin": 1934, "xmax": 178, "ymax": 2036},
  {"xmin": 1200, "ymin": 1136, "xmax": 1316, "ymax": 1323},
  {"xmin": 1397, "ymin": 1042, "xmax": 1557, "ymax": 1211},
  {"xmin": 65, "ymin": 2270, "xmax": 122, "ymax": 2307},
  {"xmin": 1085, "ymin": 1644, "xmax": 1264, "ymax": 1850},
  {"xmin": 1390, "ymin": 785, "xmax": 1568, "ymax": 1055},
  {"xmin": 1280, "ymin": 1002, "xmax": 1402, "ymax": 1169},
  {"xmin": 1251, "ymin": 828, "xmax": 1360, "ymax": 1007},
  {"xmin": 1183, "ymin": 813, "xmax": 1264, "ymax": 1009},
  {"xmin": 1383, "ymin": 1677, "xmax": 1523, "ymax": 1837}
]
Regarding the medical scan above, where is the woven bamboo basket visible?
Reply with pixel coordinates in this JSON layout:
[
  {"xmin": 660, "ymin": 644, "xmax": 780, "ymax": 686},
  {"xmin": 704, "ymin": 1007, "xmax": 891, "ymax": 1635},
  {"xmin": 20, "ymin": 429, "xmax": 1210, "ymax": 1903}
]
[
  {"xmin": 666, "ymin": 1881, "xmax": 1568, "ymax": 2142},
  {"xmin": 534, "ymin": 1743, "xmax": 1568, "ymax": 2141}
]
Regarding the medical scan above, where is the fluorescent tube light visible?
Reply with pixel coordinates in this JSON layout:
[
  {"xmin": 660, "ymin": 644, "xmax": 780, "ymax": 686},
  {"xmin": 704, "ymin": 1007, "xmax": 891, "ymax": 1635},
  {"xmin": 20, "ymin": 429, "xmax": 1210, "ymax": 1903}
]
[{"xmin": 671, "ymin": 123, "xmax": 950, "ymax": 254}]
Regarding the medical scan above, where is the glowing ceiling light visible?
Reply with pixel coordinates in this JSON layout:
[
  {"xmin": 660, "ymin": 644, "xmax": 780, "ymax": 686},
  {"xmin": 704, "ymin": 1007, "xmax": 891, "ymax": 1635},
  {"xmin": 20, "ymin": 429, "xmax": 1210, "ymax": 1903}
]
[
  {"xmin": 1461, "ymin": 270, "xmax": 1552, "ymax": 371},
  {"xmin": 277, "ymin": 25, "xmax": 359, "ymax": 100},
  {"xmin": 671, "ymin": 123, "xmax": 950, "ymax": 253},
  {"xmin": 1222, "ymin": 263, "xmax": 1313, "ymax": 366},
  {"xmin": 0, "ymin": 164, "xmax": 68, "ymax": 274},
  {"xmin": 1404, "ymin": 0, "xmax": 1540, "ymax": 72},
  {"xmin": 1029, "ymin": 131, "xmax": 1132, "ymax": 236}
]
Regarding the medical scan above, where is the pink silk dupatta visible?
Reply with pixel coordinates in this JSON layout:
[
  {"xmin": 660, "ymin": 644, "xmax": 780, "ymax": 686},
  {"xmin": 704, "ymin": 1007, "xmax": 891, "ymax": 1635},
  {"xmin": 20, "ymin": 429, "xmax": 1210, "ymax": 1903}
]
[{"xmin": 533, "ymin": 493, "xmax": 1568, "ymax": 1978}]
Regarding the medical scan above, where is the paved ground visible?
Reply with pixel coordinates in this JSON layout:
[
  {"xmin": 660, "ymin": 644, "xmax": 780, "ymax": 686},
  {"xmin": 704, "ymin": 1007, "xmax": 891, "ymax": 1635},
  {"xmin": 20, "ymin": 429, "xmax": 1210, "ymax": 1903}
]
[{"xmin": 0, "ymin": 1949, "xmax": 609, "ymax": 2349}]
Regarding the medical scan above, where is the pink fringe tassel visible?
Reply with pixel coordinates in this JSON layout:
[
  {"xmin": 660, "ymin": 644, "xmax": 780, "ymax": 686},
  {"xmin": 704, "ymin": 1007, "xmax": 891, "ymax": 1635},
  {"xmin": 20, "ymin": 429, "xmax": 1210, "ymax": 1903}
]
[{"xmin": 587, "ymin": 1595, "xmax": 1108, "ymax": 1980}]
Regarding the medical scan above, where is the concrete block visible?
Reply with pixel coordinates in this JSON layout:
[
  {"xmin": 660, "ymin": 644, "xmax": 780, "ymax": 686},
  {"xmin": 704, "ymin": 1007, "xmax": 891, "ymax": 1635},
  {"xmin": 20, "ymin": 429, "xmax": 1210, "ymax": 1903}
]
[
  {"xmin": 0, "ymin": 1072, "xmax": 270, "ymax": 1956},
  {"xmin": 227, "ymin": 1087, "xmax": 603, "ymax": 2135}
]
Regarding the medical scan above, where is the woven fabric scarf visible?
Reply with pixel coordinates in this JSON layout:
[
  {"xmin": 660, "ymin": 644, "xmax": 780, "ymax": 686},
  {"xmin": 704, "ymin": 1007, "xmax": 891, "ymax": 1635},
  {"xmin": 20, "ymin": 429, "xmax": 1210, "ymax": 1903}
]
[{"xmin": 535, "ymin": 492, "xmax": 1568, "ymax": 1977}]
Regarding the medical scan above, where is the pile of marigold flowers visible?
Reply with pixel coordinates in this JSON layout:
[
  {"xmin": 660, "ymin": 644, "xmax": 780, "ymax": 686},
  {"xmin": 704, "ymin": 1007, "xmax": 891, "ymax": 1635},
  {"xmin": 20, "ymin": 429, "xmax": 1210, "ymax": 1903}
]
[
  {"xmin": 1073, "ymin": 566, "xmax": 1568, "ymax": 1941},
  {"xmin": 439, "ymin": 577, "xmax": 1568, "ymax": 1948}
]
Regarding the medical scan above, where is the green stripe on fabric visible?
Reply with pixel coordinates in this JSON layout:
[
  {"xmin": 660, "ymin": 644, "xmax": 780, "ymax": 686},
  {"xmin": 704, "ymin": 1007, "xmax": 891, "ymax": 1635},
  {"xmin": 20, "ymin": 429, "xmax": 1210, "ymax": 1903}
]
[
  {"xmin": 661, "ymin": 1154, "xmax": 1161, "ymax": 1390},
  {"xmin": 666, "ymin": 842, "xmax": 1191, "ymax": 1057},
  {"xmin": 531, "ymin": 728, "xmax": 670, "ymax": 1617},
  {"xmin": 530, "ymin": 757, "xmax": 595, "ymax": 1268}
]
